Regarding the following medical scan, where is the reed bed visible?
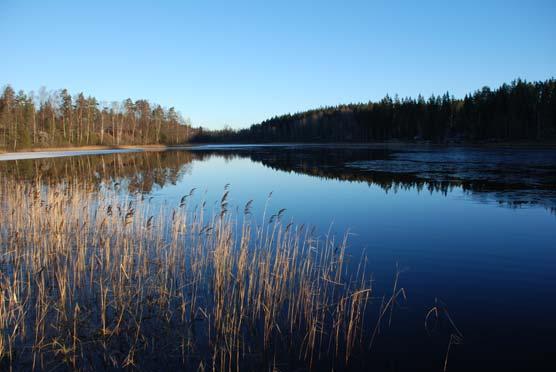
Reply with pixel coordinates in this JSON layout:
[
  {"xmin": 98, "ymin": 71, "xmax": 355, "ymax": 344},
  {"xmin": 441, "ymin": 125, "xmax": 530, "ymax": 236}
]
[{"xmin": 0, "ymin": 178, "xmax": 401, "ymax": 371}]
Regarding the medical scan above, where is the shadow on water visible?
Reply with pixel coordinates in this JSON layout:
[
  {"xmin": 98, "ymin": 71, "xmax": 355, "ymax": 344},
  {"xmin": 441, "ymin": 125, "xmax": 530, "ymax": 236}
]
[
  {"xmin": 3, "ymin": 144, "xmax": 554, "ymax": 212},
  {"xmin": 1, "ymin": 144, "xmax": 556, "ymax": 370}
]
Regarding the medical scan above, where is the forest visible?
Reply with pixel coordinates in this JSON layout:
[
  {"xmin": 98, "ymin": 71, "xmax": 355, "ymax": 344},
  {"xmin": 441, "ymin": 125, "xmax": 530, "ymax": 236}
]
[
  {"xmin": 2, "ymin": 78, "xmax": 555, "ymax": 151},
  {"xmin": 193, "ymin": 79, "xmax": 556, "ymax": 143},
  {"xmin": 0, "ymin": 86, "xmax": 194, "ymax": 151}
]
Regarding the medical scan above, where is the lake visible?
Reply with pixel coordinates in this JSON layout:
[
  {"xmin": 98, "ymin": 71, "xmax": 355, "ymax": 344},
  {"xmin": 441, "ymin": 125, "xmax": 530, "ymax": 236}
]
[{"xmin": 1, "ymin": 144, "xmax": 555, "ymax": 371}]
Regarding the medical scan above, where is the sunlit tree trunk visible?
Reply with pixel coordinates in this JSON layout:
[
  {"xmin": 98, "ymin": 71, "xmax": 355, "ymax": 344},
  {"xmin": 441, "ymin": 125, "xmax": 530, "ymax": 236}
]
[
  {"xmin": 100, "ymin": 110, "xmax": 104, "ymax": 144},
  {"xmin": 32, "ymin": 105, "xmax": 36, "ymax": 145}
]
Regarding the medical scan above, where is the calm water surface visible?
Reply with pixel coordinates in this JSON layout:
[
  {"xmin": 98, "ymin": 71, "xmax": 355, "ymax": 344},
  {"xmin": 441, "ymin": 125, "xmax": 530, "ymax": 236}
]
[{"xmin": 2, "ymin": 144, "xmax": 555, "ymax": 371}]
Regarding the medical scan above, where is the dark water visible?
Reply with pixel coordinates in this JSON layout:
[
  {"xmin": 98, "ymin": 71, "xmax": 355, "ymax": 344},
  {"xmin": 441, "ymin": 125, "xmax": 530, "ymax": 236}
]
[{"xmin": 1, "ymin": 144, "xmax": 555, "ymax": 371}]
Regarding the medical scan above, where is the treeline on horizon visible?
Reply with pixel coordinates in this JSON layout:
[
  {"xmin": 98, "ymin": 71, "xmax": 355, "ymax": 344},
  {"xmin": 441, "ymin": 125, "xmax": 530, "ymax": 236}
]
[
  {"xmin": 2, "ymin": 78, "xmax": 555, "ymax": 151},
  {"xmin": 0, "ymin": 86, "xmax": 194, "ymax": 151},
  {"xmin": 193, "ymin": 78, "xmax": 556, "ymax": 143}
]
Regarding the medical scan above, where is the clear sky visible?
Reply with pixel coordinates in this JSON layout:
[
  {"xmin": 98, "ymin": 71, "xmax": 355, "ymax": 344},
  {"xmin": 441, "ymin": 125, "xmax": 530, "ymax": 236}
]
[{"xmin": 1, "ymin": 0, "xmax": 554, "ymax": 129}]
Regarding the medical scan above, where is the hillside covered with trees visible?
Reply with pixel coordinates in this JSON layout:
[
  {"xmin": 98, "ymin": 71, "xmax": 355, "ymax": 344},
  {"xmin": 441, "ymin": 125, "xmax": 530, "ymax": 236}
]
[
  {"xmin": 193, "ymin": 79, "xmax": 556, "ymax": 143},
  {"xmin": 0, "ymin": 86, "xmax": 194, "ymax": 151},
  {"xmin": 3, "ymin": 79, "xmax": 555, "ymax": 151}
]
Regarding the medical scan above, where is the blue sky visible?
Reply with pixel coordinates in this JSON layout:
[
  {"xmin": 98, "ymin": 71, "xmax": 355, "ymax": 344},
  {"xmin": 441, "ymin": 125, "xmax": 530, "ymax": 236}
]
[{"xmin": 1, "ymin": 0, "xmax": 554, "ymax": 129}]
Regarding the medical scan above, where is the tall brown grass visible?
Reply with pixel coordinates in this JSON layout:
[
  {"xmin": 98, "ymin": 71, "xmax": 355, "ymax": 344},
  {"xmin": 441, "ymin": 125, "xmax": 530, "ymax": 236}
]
[{"xmin": 0, "ymin": 178, "xmax": 402, "ymax": 370}]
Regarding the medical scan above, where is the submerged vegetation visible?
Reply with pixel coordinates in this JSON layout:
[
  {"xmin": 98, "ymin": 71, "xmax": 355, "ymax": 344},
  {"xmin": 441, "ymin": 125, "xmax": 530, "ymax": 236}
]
[{"xmin": 0, "ymin": 177, "xmax": 407, "ymax": 370}]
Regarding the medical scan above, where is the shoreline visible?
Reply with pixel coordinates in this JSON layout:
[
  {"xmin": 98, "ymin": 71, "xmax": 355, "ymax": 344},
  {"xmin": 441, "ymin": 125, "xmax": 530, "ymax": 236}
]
[
  {"xmin": 1, "ymin": 141, "xmax": 555, "ymax": 161},
  {"xmin": 0, "ymin": 144, "xmax": 177, "ymax": 161},
  {"xmin": 1, "ymin": 144, "xmax": 170, "ymax": 153}
]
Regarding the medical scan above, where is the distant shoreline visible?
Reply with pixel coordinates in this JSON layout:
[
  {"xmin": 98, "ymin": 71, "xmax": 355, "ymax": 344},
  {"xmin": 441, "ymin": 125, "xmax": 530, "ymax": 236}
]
[
  {"xmin": 2, "ymin": 141, "xmax": 555, "ymax": 161},
  {"xmin": 0, "ymin": 144, "xmax": 174, "ymax": 161},
  {"xmin": 1, "ymin": 144, "xmax": 175, "ymax": 152}
]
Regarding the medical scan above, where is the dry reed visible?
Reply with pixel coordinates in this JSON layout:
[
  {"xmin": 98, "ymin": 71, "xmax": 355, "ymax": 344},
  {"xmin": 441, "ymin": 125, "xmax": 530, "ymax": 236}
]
[{"xmin": 0, "ymin": 177, "xmax": 401, "ymax": 371}]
